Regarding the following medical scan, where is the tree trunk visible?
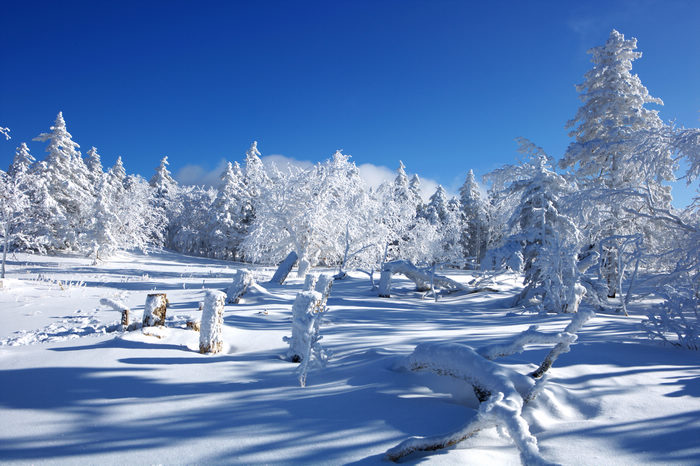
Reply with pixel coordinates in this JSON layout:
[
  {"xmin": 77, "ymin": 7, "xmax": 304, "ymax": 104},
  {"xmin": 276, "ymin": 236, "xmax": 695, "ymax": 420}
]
[{"xmin": 271, "ymin": 251, "xmax": 298, "ymax": 285}]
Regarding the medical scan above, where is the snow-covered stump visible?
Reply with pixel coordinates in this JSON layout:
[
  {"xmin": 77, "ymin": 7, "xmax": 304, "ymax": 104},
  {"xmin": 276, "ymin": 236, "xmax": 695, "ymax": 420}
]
[
  {"xmin": 226, "ymin": 269, "xmax": 253, "ymax": 304},
  {"xmin": 143, "ymin": 293, "xmax": 167, "ymax": 327},
  {"xmin": 284, "ymin": 291, "xmax": 322, "ymax": 363},
  {"xmin": 378, "ymin": 269, "xmax": 392, "ymax": 298},
  {"xmin": 314, "ymin": 273, "xmax": 334, "ymax": 306},
  {"xmin": 270, "ymin": 251, "xmax": 298, "ymax": 285},
  {"xmin": 199, "ymin": 290, "xmax": 226, "ymax": 354},
  {"xmin": 100, "ymin": 298, "xmax": 130, "ymax": 328},
  {"xmin": 283, "ymin": 290, "xmax": 329, "ymax": 387},
  {"xmin": 303, "ymin": 273, "xmax": 318, "ymax": 291}
]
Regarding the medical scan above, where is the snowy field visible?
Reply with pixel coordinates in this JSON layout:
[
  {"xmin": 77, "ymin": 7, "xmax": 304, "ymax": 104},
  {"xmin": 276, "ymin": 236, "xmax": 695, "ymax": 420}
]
[{"xmin": 1, "ymin": 251, "xmax": 699, "ymax": 465}]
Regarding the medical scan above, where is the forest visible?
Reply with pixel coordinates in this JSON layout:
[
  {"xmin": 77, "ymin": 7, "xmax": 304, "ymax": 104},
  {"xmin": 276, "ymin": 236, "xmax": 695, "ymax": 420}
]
[
  {"xmin": 2, "ymin": 30, "xmax": 698, "ymax": 345},
  {"xmin": 1, "ymin": 29, "xmax": 700, "ymax": 465}
]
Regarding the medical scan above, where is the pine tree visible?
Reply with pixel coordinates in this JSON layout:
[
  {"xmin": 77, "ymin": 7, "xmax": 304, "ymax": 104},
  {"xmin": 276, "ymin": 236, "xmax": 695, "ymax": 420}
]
[
  {"xmin": 32, "ymin": 112, "xmax": 93, "ymax": 251},
  {"xmin": 459, "ymin": 169, "xmax": 488, "ymax": 266},
  {"xmin": 85, "ymin": 146, "xmax": 104, "ymax": 186},
  {"xmin": 560, "ymin": 30, "xmax": 674, "ymax": 297},
  {"xmin": 509, "ymin": 148, "xmax": 583, "ymax": 313},
  {"xmin": 209, "ymin": 161, "xmax": 247, "ymax": 260},
  {"xmin": 149, "ymin": 156, "xmax": 179, "ymax": 246}
]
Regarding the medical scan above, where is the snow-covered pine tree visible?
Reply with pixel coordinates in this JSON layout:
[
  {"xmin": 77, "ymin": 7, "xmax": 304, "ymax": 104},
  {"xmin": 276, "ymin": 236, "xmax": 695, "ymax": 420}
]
[
  {"xmin": 149, "ymin": 156, "xmax": 180, "ymax": 247},
  {"xmin": 560, "ymin": 30, "xmax": 674, "ymax": 298},
  {"xmin": 170, "ymin": 186, "xmax": 216, "ymax": 256},
  {"xmin": 32, "ymin": 112, "xmax": 94, "ymax": 251},
  {"xmin": 208, "ymin": 161, "xmax": 247, "ymax": 260},
  {"xmin": 85, "ymin": 146, "xmax": 104, "ymax": 186},
  {"xmin": 459, "ymin": 169, "xmax": 488, "ymax": 267},
  {"xmin": 418, "ymin": 185, "xmax": 463, "ymax": 265},
  {"xmin": 409, "ymin": 173, "xmax": 423, "ymax": 212},
  {"xmin": 8, "ymin": 143, "xmax": 35, "ymax": 179},
  {"xmin": 0, "ymin": 146, "xmax": 33, "ymax": 277},
  {"xmin": 507, "ymin": 143, "xmax": 583, "ymax": 313},
  {"xmin": 378, "ymin": 161, "xmax": 420, "ymax": 265}
]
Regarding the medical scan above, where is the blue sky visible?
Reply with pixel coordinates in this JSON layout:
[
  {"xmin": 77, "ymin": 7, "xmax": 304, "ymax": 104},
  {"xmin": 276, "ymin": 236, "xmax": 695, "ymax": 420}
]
[{"xmin": 1, "ymin": 0, "xmax": 699, "ymax": 206}]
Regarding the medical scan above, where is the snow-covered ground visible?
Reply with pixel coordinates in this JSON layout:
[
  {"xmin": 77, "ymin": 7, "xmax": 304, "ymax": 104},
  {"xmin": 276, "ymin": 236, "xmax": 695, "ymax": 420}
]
[{"xmin": 1, "ymin": 251, "xmax": 699, "ymax": 465}]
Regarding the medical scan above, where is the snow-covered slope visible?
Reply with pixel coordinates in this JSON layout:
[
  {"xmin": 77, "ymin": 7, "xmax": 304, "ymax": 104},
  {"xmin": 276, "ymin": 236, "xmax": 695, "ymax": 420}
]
[{"xmin": 0, "ymin": 251, "xmax": 698, "ymax": 464}]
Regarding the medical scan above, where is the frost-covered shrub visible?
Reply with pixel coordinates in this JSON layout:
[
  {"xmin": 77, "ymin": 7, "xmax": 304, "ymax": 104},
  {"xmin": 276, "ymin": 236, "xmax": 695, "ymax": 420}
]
[
  {"xmin": 200, "ymin": 290, "xmax": 226, "ymax": 354},
  {"xmin": 643, "ymin": 286, "xmax": 700, "ymax": 350}
]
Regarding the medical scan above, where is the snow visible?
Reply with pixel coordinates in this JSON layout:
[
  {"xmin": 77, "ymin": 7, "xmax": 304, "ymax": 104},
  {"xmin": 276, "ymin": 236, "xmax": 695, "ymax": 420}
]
[{"xmin": 1, "ymin": 250, "xmax": 700, "ymax": 464}]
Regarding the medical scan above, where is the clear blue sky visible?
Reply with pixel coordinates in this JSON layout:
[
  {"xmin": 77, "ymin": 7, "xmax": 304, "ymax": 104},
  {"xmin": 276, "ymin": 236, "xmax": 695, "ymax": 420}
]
[{"xmin": 1, "ymin": 0, "xmax": 699, "ymax": 206}]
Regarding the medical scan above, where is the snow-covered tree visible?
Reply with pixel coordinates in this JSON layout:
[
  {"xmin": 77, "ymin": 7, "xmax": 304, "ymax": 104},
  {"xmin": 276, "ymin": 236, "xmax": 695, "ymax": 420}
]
[
  {"xmin": 207, "ymin": 161, "xmax": 248, "ymax": 260},
  {"xmin": 149, "ymin": 156, "xmax": 180, "ymax": 247},
  {"xmin": 459, "ymin": 169, "xmax": 488, "ymax": 266},
  {"xmin": 487, "ymin": 141, "xmax": 584, "ymax": 313},
  {"xmin": 419, "ymin": 186, "xmax": 463, "ymax": 265},
  {"xmin": 32, "ymin": 112, "xmax": 93, "ymax": 251},
  {"xmin": 0, "ymin": 146, "xmax": 33, "ymax": 277},
  {"xmin": 243, "ymin": 150, "xmax": 367, "ymax": 276},
  {"xmin": 559, "ymin": 30, "xmax": 675, "ymax": 297},
  {"xmin": 170, "ymin": 186, "xmax": 216, "ymax": 256},
  {"xmin": 85, "ymin": 146, "xmax": 104, "ymax": 186}
]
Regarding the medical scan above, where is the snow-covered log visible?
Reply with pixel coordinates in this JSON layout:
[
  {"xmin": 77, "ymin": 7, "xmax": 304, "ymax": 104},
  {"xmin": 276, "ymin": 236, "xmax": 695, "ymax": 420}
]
[
  {"xmin": 270, "ymin": 251, "xmax": 298, "ymax": 285},
  {"xmin": 143, "ymin": 293, "xmax": 167, "ymax": 327},
  {"xmin": 226, "ymin": 269, "xmax": 253, "ymax": 304},
  {"xmin": 100, "ymin": 298, "xmax": 130, "ymax": 327},
  {"xmin": 390, "ymin": 342, "xmax": 550, "ymax": 465},
  {"xmin": 378, "ymin": 260, "xmax": 480, "ymax": 298},
  {"xmin": 199, "ymin": 290, "xmax": 226, "ymax": 354},
  {"xmin": 532, "ymin": 309, "xmax": 595, "ymax": 378},
  {"xmin": 478, "ymin": 325, "xmax": 577, "ymax": 361}
]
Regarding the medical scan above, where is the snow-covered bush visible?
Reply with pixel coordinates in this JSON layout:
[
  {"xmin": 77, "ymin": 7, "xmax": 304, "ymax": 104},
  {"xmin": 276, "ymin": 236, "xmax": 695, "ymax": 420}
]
[
  {"xmin": 643, "ymin": 285, "xmax": 700, "ymax": 350},
  {"xmin": 200, "ymin": 290, "xmax": 226, "ymax": 354}
]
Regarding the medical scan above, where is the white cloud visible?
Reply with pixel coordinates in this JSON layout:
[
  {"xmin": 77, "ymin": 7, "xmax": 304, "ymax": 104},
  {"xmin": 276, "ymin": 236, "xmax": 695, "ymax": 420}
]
[{"xmin": 175, "ymin": 158, "xmax": 228, "ymax": 187}]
